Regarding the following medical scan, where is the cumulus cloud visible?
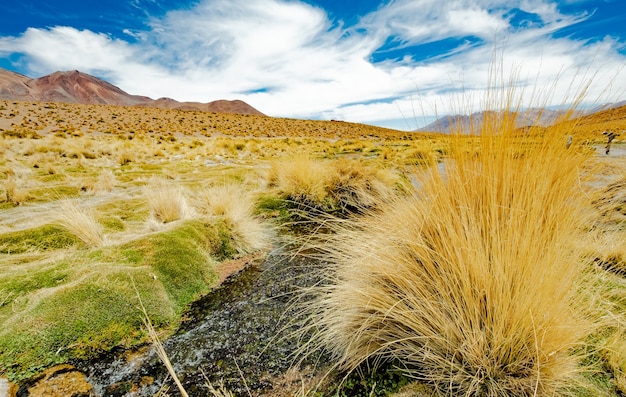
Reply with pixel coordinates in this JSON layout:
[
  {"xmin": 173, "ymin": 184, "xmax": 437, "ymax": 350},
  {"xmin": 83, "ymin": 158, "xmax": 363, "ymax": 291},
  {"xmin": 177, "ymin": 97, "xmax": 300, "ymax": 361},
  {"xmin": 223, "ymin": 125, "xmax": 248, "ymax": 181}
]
[{"xmin": 0, "ymin": 0, "xmax": 625, "ymax": 129}]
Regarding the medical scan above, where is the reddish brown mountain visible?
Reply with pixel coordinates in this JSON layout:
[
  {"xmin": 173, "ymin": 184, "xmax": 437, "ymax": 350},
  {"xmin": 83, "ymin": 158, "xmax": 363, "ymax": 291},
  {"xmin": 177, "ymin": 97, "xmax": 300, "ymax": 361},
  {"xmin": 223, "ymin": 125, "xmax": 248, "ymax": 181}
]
[
  {"xmin": 0, "ymin": 68, "xmax": 31, "ymax": 97},
  {"xmin": 0, "ymin": 68, "xmax": 265, "ymax": 116}
]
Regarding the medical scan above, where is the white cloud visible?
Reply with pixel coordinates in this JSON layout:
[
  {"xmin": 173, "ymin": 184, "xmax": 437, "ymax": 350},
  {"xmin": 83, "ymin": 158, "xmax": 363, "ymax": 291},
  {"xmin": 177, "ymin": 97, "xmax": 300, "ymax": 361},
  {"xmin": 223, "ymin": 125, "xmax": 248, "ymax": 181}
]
[{"xmin": 0, "ymin": 0, "xmax": 625, "ymax": 129}]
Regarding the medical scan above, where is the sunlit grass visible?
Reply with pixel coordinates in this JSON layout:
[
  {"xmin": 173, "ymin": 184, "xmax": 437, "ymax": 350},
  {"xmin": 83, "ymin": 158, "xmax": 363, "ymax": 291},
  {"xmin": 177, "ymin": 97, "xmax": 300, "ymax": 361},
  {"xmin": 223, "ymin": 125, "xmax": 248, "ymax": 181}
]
[
  {"xmin": 146, "ymin": 179, "xmax": 192, "ymax": 224},
  {"xmin": 302, "ymin": 108, "xmax": 600, "ymax": 395},
  {"xmin": 58, "ymin": 200, "xmax": 106, "ymax": 247}
]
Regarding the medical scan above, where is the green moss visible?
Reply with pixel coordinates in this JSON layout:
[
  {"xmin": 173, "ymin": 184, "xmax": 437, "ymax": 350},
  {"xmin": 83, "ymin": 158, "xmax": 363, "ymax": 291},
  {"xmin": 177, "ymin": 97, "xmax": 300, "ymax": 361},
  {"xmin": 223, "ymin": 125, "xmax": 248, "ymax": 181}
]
[
  {"xmin": 122, "ymin": 220, "xmax": 222, "ymax": 312},
  {"xmin": 0, "ymin": 224, "xmax": 82, "ymax": 254},
  {"xmin": 96, "ymin": 198, "xmax": 148, "ymax": 223},
  {"xmin": 121, "ymin": 248, "xmax": 143, "ymax": 264},
  {"xmin": 256, "ymin": 195, "xmax": 292, "ymax": 221},
  {"xmin": 0, "ymin": 219, "xmax": 242, "ymax": 381},
  {"xmin": 332, "ymin": 365, "xmax": 412, "ymax": 397},
  {"xmin": 99, "ymin": 216, "xmax": 126, "ymax": 232},
  {"xmin": 28, "ymin": 185, "xmax": 81, "ymax": 202},
  {"xmin": 0, "ymin": 263, "xmax": 69, "ymax": 298},
  {"xmin": 0, "ymin": 270, "xmax": 174, "ymax": 381}
]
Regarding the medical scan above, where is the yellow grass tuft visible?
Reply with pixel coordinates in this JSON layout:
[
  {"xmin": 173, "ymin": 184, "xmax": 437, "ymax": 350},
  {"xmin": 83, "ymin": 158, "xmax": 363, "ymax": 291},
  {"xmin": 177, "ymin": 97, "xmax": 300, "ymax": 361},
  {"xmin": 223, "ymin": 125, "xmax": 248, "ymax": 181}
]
[
  {"xmin": 117, "ymin": 149, "xmax": 135, "ymax": 165},
  {"xmin": 303, "ymin": 109, "xmax": 597, "ymax": 395},
  {"xmin": 146, "ymin": 179, "xmax": 191, "ymax": 224},
  {"xmin": 96, "ymin": 170, "xmax": 117, "ymax": 193},
  {"xmin": 58, "ymin": 200, "xmax": 106, "ymax": 247},
  {"xmin": 586, "ymin": 226, "xmax": 626, "ymax": 276},
  {"xmin": 599, "ymin": 327, "xmax": 626, "ymax": 395},
  {"xmin": 267, "ymin": 157, "xmax": 400, "ymax": 214},
  {"xmin": 3, "ymin": 174, "xmax": 27, "ymax": 205},
  {"xmin": 198, "ymin": 183, "xmax": 270, "ymax": 254},
  {"xmin": 326, "ymin": 158, "xmax": 399, "ymax": 213},
  {"xmin": 267, "ymin": 157, "xmax": 331, "ymax": 209}
]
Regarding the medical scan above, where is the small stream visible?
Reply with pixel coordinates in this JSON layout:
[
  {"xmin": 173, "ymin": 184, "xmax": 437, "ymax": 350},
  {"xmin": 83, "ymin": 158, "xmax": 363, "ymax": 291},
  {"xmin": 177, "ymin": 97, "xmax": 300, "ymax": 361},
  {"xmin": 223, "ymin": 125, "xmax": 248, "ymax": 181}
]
[{"xmin": 65, "ymin": 245, "xmax": 330, "ymax": 396}]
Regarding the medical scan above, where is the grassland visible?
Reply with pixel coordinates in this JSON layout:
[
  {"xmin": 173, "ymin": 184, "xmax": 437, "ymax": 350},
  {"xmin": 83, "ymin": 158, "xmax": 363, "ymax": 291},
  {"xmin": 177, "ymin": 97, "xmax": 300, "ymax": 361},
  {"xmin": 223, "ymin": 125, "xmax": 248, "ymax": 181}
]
[{"xmin": 0, "ymin": 98, "xmax": 625, "ymax": 396}]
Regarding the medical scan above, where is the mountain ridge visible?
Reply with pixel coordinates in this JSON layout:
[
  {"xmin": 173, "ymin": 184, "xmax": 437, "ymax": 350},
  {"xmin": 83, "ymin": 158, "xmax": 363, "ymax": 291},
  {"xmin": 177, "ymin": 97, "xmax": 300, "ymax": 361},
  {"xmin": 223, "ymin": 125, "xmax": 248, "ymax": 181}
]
[
  {"xmin": 417, "ymin": 103, "xmax": 626, "ymax": 134},
  {"xmin": 0, "ymin": 68, "xmax": 265, "ymax": 116},
  {"xmin": 417, "ymin": 108, "xmax": 578, "ymax": 133}
]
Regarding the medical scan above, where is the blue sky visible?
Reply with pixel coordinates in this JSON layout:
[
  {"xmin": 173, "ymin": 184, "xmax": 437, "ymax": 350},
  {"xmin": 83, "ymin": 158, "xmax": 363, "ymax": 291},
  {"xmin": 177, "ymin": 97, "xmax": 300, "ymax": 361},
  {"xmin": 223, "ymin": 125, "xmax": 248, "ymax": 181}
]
[{"xmin": 1, "ymin": 0, "xmax": 625, "ymax": 130}]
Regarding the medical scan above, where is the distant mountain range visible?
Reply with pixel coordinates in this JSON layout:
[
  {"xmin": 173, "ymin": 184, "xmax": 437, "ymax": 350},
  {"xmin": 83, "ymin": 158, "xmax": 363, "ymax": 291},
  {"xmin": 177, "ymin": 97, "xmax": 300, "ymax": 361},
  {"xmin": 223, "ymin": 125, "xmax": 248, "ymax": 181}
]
[
  {"xmin": 417, "ymin": 103, "xmax": 626, "ymax": 134},
  {"xmin": 0, "ymin": 68, "xmax": 265, "ymax": 116}
]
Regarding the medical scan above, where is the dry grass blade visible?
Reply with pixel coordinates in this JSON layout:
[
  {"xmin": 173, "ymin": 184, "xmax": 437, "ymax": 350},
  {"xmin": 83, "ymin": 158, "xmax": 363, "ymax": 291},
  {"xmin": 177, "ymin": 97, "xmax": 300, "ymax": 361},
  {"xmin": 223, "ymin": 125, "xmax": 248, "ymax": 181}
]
[{"xmin": 136, "ymin": 284, "xmax": 189, "ymax": 397}]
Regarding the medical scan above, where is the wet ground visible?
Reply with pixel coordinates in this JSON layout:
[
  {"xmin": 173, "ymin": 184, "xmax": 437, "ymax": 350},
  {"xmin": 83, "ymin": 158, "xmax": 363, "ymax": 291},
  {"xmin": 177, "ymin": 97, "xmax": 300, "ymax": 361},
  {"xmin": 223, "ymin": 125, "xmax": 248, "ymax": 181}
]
[{"xmin": 17, "ymin": 244, "xmax": 331, "ymax": 396}]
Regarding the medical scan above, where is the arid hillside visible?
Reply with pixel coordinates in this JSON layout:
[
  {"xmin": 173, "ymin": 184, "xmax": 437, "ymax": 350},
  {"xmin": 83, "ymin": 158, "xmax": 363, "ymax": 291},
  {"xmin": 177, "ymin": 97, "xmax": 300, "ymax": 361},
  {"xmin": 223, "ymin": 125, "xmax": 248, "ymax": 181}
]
[
  {"xmin": 0, "ymin": 99, "xmax": 425, "ymax": 140},
  {"xmin": 559, "ymin": 104, "xmax": 626, "ymax": 140}
]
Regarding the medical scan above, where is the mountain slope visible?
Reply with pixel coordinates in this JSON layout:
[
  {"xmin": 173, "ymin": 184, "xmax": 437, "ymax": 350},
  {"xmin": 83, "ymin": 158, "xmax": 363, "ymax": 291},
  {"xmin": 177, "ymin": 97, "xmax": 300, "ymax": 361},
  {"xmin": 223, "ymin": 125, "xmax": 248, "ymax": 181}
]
[
  {"xmin": 0, "ymin": 68, "xmax": 31, "ymax": 98},
  {"xmin": 418, "ymin": 108, "xmax": 572, "ymax": 133},
  {"xmin": 0, "ymin": 68, "xmax": 264, "ymax": 116}
]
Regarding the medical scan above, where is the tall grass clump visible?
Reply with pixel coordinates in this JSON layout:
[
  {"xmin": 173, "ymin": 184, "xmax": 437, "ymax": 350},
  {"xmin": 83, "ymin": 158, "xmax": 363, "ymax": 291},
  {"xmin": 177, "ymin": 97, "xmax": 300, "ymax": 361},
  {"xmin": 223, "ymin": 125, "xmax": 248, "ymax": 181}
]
[
  {"xmin": 267, "ymin": 157, "xmax": 400, "ymax": 216},
  {"xmin": 58, "ymin": 200, "xmax": 105, "ymax": 247},
  {"xmin": 303, "ymin": 102, "xmax": 597, "ymax": 394},
  {"xmin": 198, "ymin": 183, "xmax": 271, "ymax": 254},
  {"xmin": 3, "ymin": 174, "xmax": 27, "ymax": 205},
  {"xmin": 146, "ymin": 179, "xmax": 191, "ymax": 224},
  {"xmin": 326, "ymin": 159, "xmax": 399, "ymax": 214},
  {"xmin": 267, "ymin": 157, "xmax": 332, "ymax": 211}
]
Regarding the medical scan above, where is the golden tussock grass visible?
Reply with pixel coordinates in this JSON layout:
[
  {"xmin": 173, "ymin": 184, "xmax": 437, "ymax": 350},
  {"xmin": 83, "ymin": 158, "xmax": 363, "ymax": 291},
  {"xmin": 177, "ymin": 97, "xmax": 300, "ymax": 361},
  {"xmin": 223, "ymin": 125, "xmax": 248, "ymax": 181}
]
[
  {"xmin": 146, "ymin": 179, "xmax": 192, "ymax": 224},
  {"xmin": 325, "ymin": 158, "xmax": 399, "ymax": 213},
  {"xmin": 3, "ymin": 174, "xmax": 27, "ymax": 205},
  {"xmin": 267, "ymin": 157, "xmax": 332, "ymax": 209},
  {"xmin": 601, "ymin": 329, "xmax": 626, "ymax": 393},
  {"xmin": 198, "ymin": 183, "xmax": 271, "ymax": 255},
  {"xmin": 117, "ymin": 149, "xmax": 135, "ymax": 165},
  {"xmin": 58, "ymin": 200, "xmax": 105, "ymax": 247},
  {"xmin": 96, "ymin": 170, "xmax": 117, "ymax": 193},
  {"xmin": 302, "ymin": 108, "xmax": 598, "ymax": 395},
  {"xmin": 267, "ymin": 157, "xmax": 401, "ymax": 215},
  {"xmin": 586, "ymin": 226, "xmax": 626, "ymax": 276}
]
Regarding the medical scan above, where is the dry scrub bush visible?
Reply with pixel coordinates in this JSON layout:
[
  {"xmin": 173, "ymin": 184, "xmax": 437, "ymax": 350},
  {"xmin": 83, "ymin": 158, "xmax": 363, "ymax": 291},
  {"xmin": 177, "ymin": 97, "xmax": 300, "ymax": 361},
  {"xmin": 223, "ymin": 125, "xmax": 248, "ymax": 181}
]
[
  {"xmin": 146, "ymin": 179, "xmax": 191, "ymax": 224},
  {"xmin": 198, "ymin": 184, "xmax": 270, "ymax": 254},
  {"xmin": 58, "ymin": 200, "xmax": 105, "ymax": 247},
  {"xmin": 303, "ymin": 110, "xmax": 596, "ymax": 396}
]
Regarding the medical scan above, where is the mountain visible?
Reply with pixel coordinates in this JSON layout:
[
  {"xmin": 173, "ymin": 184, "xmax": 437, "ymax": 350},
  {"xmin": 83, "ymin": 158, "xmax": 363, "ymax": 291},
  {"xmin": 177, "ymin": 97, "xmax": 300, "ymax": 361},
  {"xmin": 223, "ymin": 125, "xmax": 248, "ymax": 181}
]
[
  {"xmin": 0, "ymin": 68, "xmax": 265, "ymax": 116},
  {"xmin": 0, "ymin": 68, "xmax": 31, "ymax": 97},
  {"xmin": 417, "ymin": 108, "xmax": 573, "ymax": 133}
]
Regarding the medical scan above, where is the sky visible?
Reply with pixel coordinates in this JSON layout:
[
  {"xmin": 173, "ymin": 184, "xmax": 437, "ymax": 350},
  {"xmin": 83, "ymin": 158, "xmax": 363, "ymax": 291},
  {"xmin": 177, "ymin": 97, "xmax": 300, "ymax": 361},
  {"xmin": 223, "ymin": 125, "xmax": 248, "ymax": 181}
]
[{"xmin": 0, "ymin": 0, "xmax": 625, "ymax": 130}]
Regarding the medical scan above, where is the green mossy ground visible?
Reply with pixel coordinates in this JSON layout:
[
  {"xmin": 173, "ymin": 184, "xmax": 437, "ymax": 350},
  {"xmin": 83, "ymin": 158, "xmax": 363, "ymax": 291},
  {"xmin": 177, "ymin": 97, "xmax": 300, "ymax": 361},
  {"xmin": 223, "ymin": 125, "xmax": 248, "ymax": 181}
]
[
  {"xmin": 0, "ymin": 220, "xmax": 236, "ymax": 381},
  {"xmin": 0, "ymin": 224, "xmax": 82, "ymax": 254}
]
